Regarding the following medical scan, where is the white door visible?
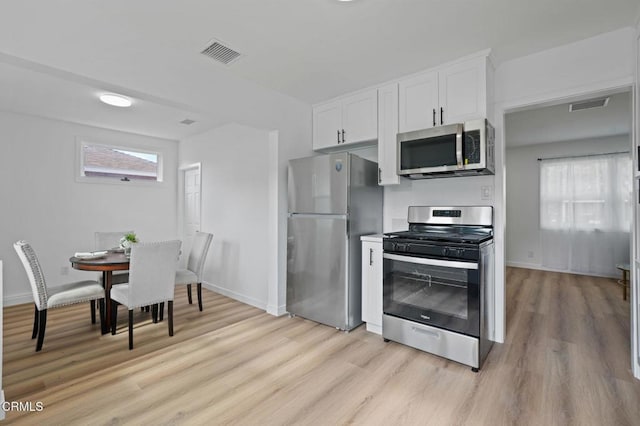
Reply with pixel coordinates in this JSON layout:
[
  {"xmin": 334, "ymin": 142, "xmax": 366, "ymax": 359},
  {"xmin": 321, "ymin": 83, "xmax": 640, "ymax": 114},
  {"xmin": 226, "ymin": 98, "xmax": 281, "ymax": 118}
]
[{"xmin": 184, "ymin": 167, "xmax": 201, "ymax": 238}]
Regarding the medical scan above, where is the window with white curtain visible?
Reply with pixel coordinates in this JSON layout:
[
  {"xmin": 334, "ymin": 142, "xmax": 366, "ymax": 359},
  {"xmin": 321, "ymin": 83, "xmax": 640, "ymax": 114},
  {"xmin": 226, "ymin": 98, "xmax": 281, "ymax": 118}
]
[{"xmin": 539, "ymin": 152, "xmax": 631, "ymax": 276}]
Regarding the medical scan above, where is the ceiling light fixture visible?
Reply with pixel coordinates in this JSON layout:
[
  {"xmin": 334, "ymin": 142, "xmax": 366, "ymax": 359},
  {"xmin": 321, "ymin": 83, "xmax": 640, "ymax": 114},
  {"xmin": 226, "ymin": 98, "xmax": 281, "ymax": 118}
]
[{"xmin": 99, "ymin": 93, "xmax": 132, "ymax": 108}]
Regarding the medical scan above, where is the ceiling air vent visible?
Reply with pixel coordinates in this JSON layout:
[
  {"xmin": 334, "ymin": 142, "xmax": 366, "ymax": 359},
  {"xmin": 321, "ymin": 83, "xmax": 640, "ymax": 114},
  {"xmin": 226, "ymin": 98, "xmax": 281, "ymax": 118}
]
[
  {"xmin": 569, "ymin": 97, "xmax": 610, "ymax": 112},
  {"xmin": 200, "ymin": 39, "xmax": 242, "ymax": 65}
]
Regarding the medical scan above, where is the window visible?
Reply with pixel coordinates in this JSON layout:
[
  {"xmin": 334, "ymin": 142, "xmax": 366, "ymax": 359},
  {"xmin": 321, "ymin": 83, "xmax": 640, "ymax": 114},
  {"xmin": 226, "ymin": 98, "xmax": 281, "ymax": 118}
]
[
  {"xmin": 540, "ymin": 153, "xmax": 631, "ymax": 232},
  {"xmin": 78, "ymin": 141, "xmax": 163, "ymax": 183},
  {"xmin": 539, "ymin": 152, "xmax": 631, "ymax": 276}
]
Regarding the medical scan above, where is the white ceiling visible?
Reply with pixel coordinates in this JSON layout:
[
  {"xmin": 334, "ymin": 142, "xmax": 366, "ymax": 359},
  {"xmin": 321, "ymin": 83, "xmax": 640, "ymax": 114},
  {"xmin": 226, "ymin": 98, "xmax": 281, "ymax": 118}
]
[
  {"xmin": 505, "ymin": 90, "xmax": 632, "ymax": 148},
  {"xmin": 0, "ymin": 0, "xmax": 638, "ymax": 139}
]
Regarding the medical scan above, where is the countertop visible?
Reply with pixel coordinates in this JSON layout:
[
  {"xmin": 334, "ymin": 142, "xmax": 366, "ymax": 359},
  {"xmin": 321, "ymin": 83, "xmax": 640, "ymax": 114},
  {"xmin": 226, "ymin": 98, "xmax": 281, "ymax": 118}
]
[{"xmin": 360, "ymin": 234, "xmax": 384, "ymax": 242}]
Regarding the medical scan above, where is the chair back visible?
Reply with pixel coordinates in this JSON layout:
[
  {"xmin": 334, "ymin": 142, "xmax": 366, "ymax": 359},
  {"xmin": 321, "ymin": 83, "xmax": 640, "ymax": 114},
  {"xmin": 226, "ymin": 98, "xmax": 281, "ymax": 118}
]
[
  {"xmin": 95, "ymin": 231, "xmax": 134, "ymax": 251},
  {"xmin": 127, "ymin": 240, "xmax": 181, "ymax": 307},
  {"xmin": 13, "ymin": 241, "xmax": 48, "ymax": 310},
  {"xmin": 186, "ymin": 232, "xmax": 213, "ymax": 280}
]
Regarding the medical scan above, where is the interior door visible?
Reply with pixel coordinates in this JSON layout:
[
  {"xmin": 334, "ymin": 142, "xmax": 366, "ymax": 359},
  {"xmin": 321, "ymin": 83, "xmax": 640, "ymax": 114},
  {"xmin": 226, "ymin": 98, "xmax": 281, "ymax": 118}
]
[{"xmin": 184, "ymin": 167, "xmax": 201, "ymax": 238}]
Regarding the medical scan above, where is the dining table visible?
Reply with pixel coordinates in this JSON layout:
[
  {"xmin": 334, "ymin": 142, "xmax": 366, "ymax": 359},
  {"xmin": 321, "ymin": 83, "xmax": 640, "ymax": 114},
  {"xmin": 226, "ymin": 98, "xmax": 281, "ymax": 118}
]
[{"xmin": 69, "ymin": 251, "xmax": 129, "ymax": 334}]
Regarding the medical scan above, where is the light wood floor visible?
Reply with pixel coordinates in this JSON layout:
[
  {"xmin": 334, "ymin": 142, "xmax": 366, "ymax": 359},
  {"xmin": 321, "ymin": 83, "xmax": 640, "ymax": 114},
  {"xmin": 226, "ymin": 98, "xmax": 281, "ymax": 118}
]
[{"xmin": 3, "ymin": 268, "xmax": 640, "ymax": 425}]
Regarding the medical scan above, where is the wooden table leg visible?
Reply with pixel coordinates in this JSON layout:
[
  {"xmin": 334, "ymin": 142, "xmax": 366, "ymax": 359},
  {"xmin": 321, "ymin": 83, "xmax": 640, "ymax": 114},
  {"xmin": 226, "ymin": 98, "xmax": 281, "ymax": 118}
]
[{"xmin": 102, "ymin": 271, "xmax": 113, "ymax": 334}]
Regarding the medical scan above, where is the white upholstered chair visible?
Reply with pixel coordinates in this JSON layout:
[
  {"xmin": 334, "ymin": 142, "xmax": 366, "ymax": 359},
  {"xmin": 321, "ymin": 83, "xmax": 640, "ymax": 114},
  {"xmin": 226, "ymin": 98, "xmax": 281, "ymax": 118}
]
[
  {"xmin": 175, "ymin": 231, "xmax": 213, "ymax": 311},
  {"xmin": 110, "ymin": 240, "xmax": 181, "ymax": 350},
  {"xmin": 13, "ymin": 240, "xmax": 105, "ymax": 352},
  {"xmin": 95, "ymin": 231, "xmax": 132, "ymax": 286}
]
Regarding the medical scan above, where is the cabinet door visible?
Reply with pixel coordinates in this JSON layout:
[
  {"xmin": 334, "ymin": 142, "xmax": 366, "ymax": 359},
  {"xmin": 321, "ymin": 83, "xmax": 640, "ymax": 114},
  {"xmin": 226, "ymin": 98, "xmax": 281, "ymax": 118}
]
[
  {"xmin": 361, "ymin": 240, "xmax": 383, "ymax": 334},
  {"xmin": 341, "ymin": 89, "xmax": 378, "ymax": 145},
  {"xmin": 377, "ymin": 84, "xmax": 400, "ymax": 185},
  {"xmin": 438, "ymin": 57, "xmax": 486, "ymax": 124},
  {"xmin": 398, "ymin": 70, "xmax": 439, "ymax": 133},
  {"xmin": 313, "ymin": 101, "xmax": 342, "ymax": 150}
]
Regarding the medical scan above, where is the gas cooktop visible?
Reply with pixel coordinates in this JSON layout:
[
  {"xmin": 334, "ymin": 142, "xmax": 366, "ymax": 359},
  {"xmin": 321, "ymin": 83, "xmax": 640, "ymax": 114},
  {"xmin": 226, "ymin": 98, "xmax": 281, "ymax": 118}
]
[{"xmin": 385, "ymin": 227, "xmax": 493, "ymax": 245}]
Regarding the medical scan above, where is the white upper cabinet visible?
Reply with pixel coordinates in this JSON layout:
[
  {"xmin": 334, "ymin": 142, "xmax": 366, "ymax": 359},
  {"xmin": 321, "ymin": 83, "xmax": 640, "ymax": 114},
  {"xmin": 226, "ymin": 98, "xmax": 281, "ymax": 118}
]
[
  {"xmin": 312, "ymin": 89, "xmax": 378, "ymax": 151},
  {"xmin": 313, "ymin": 102, "xmax": 342, "ymax": 150},
  {"xmin": 399, "ymin": 56, "xmax": 488, "ymax": 133},
  {"xmin": 398, "ymin": 70, "xmax": 439, "ymax": 133},
  {"xmin": 377, "ymin": 83, "xmax": 400, "ymax": 185}
]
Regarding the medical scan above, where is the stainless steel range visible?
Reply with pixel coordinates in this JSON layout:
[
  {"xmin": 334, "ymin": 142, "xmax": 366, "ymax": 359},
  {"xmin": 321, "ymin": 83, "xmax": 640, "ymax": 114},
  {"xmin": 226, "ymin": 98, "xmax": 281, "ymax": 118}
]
[{"xmin": 382, "ymin": 206, "xmax": 494, "ymax": 372}]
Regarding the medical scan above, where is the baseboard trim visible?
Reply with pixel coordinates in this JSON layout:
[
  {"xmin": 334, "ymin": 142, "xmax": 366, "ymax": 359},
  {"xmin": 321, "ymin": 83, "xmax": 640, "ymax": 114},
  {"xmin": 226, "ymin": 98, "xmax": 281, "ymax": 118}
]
[
  {"xmin": 506, "ymin": 261, "xmax": 617, "ymax": 279},
  {"xmin": 4, "ymin": 293, "xmax": 32, "ymax": 307},
  {"xmin": 266, "ymin": 304, "xmax": 287, "ymax": 316},
  {"xmin": 201, "ymin": 281, "xmax": 267, "ymax": 311}
]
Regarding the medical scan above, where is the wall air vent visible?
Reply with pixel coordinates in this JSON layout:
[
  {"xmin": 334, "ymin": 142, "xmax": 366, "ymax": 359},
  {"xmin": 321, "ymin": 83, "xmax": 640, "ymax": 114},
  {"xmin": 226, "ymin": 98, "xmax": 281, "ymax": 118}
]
[
  {"xmin": 180, "ymin": 119, "xmax": 196, "ymax": 125},
  {"xmin": 200, "ymin": 39, "xmax": 242, "ymax": 65},
  {"xmin": 569, "ymin": 97, "xmax": 610, "ymax": 112}
]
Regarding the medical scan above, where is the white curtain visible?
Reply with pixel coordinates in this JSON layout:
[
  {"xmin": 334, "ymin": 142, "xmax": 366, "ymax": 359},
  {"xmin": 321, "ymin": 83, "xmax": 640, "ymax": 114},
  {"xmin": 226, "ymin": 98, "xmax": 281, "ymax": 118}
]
[{"xmin": 539, "ymin": 153, "xmax": 631, "ymax": 277}]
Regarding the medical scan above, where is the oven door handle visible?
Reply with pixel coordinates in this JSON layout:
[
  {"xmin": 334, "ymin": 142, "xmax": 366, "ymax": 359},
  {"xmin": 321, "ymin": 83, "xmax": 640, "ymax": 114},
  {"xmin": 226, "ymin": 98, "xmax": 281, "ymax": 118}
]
[{"xmin": 383, "ymin": 253, "xmax": 478, "ymax": 270}]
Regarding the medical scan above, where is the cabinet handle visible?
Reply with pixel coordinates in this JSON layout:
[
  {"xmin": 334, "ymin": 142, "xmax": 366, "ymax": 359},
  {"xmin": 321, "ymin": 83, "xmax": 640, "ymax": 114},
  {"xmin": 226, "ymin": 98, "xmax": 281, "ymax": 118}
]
[
  {"xmin": 432, "ymin": 109, "xmax": 436, "ymax": 127},
  {"xmin": 378, "ymin": 167, "xmax": 382, "ymax": 184},
  {"xmin": 369, "ymin": 248, "xmax": 373, "ymax": 266},
  {"xmin": 337, "ymin": 130, "xmax": 341, "ymax": 144},
  {"xmin": 440, "ymin": 107, "xmax": 444, "ymax": 125},
  {"xmin": 342, "ymin": 129, "xmax": 346, "ymax": 143}
]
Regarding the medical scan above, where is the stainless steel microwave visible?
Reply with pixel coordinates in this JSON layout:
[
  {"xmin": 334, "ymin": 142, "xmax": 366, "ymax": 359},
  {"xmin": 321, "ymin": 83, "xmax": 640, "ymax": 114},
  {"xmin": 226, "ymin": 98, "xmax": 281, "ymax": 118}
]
[{"xmin": 397, "ymin": 119, "xmax": 495, "ymax": 179}]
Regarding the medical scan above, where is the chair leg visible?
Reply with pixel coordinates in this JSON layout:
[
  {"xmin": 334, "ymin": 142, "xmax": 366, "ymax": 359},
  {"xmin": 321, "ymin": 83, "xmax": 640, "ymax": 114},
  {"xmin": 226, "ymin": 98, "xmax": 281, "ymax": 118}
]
[
  {"xmin": 152, "ymin": 304, "xmax": 158, "ymax": 323},
  {"xmin": 32, "ymin": 304, "xmax": 39, "ymax": 339},
  {"xmin": 187, "ymin": 284, "xmax": 193, "ymax": 304},
  {"xmin": 90, "ymin": 300, "xmax": 96, "ymax": 324},
  {"xmin": 128, "ymin": 310, "xmax": 134, "ymax": 350},
  {"xmin": 35, "ymin": 309, "xmax": 47, "ymax": 352},
  {"xmin": 111, "ymin": 301, "xmax": 118, "ymax": 335},
  {"xmin": 168, "ymin": 301, "xmax": 174, "ymax": 337},
  {"xmin": 99, "ymin": 299, "xmax": 105, "ymax": 329},
  {"xmin": 159, "ymin": 302, "xmax": 164, "ymax": 321},
  {"xmin": 197, "ymin": 283, "xmax": 203, "ymax": 312}
]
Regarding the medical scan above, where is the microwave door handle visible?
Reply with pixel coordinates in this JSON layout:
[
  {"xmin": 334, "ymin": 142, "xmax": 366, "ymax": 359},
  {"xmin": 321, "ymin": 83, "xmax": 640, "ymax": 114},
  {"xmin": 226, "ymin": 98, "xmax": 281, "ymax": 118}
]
[{"xmin": 455, "ymin": 123, "xmax": 463, "ymax": 169}]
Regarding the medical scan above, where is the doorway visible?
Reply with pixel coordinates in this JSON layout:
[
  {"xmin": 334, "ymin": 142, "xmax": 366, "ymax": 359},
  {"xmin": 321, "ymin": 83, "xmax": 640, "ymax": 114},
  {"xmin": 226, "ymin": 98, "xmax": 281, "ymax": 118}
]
[
  {"xmin": 179, "ymin": 163, "xmax": 202, "ymax": 262},
  {"xmin": 503, "ymin": 87, "xmax": 635, "ymax": 374}
]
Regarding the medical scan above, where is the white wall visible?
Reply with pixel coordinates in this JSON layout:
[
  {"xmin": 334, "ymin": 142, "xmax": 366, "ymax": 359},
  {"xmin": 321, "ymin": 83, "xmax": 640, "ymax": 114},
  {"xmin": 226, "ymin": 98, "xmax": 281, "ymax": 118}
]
[
  {"xmin": 383, "ymin": 176, "xmax": 495, "ymax": 232},
  {"xmin": 505, "ymin": 135, "xmax": 631, "ymax": 271},
  {"xmin": 180, "ymin": 123, "xmax": 273, "ymax": 310},
  {"xmin": 0, "ymin": 110, "xmax": 178, "ymax": 305}
]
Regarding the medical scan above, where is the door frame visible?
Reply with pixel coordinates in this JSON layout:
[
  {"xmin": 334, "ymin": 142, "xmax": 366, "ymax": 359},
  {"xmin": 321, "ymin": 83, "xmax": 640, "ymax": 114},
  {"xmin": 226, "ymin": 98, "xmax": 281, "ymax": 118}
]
[{"xmin": 495, "ymin": 77, "xmax": 638, "ymax": 378}]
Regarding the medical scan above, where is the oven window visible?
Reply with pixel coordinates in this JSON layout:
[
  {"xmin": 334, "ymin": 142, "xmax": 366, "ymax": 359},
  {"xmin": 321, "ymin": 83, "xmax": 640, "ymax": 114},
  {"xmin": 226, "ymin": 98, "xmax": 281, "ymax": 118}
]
[
  {"xmin": 400, "ymin": 134, "xmax": 457, "ymax": 170},
  {"xmin": 385, "ymin": 258, "xmax": 469, "ymax": 320}
]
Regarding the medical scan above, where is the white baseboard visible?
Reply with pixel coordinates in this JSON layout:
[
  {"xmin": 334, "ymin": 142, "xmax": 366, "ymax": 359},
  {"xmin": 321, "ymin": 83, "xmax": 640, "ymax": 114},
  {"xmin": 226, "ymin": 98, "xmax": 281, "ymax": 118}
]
[
  {"xmin": 6, "ymin": 283, "xmax": 274, "ymax": 313},
  {"xmin": 4, "ymin": 293, "xmax": 32, "ymax": 307},
  {"xmin": 201, "ymin": 281, "xmax": 267, "ymax": 311},
  {"xmin": 365, "ymin": 323, "xmax": 382, "ymax": 335},
  {"xmin": 266, "ymin": 304, "xmax": 287, "ymax": 316},
  {"xmin": 506, "ymin": 261, "xmax": 617, "ymax": 279}
]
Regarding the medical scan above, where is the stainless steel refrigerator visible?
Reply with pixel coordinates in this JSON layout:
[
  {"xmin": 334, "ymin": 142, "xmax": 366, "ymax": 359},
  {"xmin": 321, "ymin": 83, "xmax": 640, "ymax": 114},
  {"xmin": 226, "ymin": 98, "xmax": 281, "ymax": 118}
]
[{"xmin": 287, "ymin": 152, "xmax": 383, "ymax": 331}]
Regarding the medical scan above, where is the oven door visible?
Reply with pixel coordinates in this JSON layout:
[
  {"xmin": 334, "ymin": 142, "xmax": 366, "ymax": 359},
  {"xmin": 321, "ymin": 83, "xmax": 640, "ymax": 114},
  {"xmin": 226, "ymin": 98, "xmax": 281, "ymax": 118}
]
[{"xmin": 383, "ymin": 252, "xmax": 480, "ymax": 337}]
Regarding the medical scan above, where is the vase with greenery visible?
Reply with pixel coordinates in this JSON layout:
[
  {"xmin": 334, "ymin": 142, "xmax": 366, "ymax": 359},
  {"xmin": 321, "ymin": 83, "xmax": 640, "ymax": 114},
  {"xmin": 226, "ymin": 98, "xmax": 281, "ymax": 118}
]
[{"xmin": 119, "ymin": 232, "xmax": 138, "ymax": 256}]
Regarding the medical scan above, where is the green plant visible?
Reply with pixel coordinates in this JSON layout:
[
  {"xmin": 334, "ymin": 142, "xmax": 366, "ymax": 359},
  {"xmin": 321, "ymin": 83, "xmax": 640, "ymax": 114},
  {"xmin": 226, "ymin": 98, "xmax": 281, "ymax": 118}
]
[{"xmin": 123, "ymin": 232, "xmax": 138, "ymax": 243}]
